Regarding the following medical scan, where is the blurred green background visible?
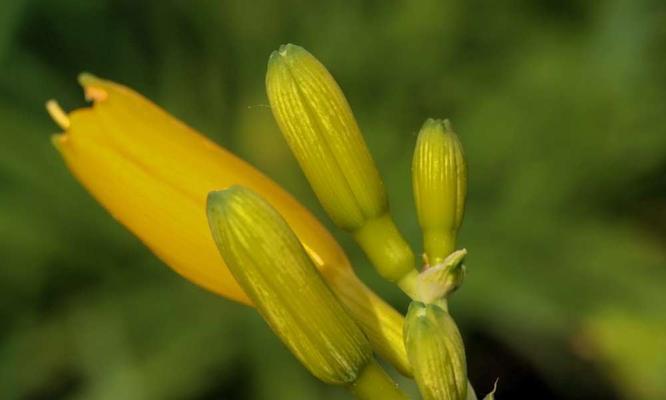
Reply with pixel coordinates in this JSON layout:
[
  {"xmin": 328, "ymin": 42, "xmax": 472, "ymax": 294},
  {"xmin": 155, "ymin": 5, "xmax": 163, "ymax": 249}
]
[{"xmin": 1, "ymin": 0, "xmax": 665, "ymax": 399}]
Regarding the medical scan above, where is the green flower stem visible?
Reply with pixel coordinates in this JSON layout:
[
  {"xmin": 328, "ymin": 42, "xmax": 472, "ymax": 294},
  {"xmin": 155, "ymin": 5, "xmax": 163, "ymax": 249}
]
[
  {"xmin": 352, "ymin": 214, "xmax": 417, "ymax": 284},
  {"xmin": 397, "ymin": 269, "xmax": 419, "ymax": 299},
  {"xmin": 326, "ymin": 267, "xmax": 413, "ymax": 376},
  {"xmin": 422, "ymin": 228, "xmax": 456, "ymax": 265},
  {"xmin": 349, "ymin": 360, "xmax": 410, "ymax": 400}
]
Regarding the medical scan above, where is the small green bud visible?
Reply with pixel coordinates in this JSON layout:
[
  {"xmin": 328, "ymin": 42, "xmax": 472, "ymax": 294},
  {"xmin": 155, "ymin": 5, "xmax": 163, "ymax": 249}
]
[
  {"xmin": 412, "ymin": 119, "xmax": 467, "ymax": 265},
  {"xmin": 207, "ymin": 186, "xmax": 371, "ymax": 384},
  {"xmin": 404, "ymin": 302, "xmax": 467, "ymax": 400},
  {"xmin": 266, "ymin": 44, "xmax": 415, "ymax": 282}
]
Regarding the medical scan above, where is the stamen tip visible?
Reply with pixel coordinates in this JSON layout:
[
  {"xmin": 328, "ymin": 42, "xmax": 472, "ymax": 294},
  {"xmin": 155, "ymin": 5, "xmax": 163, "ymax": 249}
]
[{"xmin": 45, "ymin": 100, "xmax": 70, "ymax": 130}]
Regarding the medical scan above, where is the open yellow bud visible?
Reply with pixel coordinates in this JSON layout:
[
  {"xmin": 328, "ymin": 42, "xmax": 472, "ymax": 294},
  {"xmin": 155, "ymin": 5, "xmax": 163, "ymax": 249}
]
[
  {"xmin": 412, "ymin": 119, "xmax": 467, "ymax": 265},
  {"xmin": 47, "ymin": 75, "xmax": 411, "ymax": 375},
  {"xmin": 207, "ymin": 186, "xmax": 372, "ymax": 384},
  {"xmin": 404, "ymin": 302, "xmax": 468, "ymax": 400},
  {"xmin": 266, "ymin": 44, "xmax": 415, "ymax": 283}
]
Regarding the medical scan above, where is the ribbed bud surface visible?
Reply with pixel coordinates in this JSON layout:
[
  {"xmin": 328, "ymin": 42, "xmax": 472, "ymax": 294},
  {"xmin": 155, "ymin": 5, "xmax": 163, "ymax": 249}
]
[
  {"xmin": 207, "ymin": 186, "xmax": 371, "ymax": 384},
  {"xmin": 412, "ymin": 119, "xmax": 467, "ymax": 264},
  {"xmin": 266, "ymin": 43, "xmax": 386, "ymax": 231},
  {"xmin": 404, "ymin": 302, "xmax": 467, "ymax": 400},
  {"xmin": 266, "ymin": 44, "xmax": 415, "ymax": 283}
]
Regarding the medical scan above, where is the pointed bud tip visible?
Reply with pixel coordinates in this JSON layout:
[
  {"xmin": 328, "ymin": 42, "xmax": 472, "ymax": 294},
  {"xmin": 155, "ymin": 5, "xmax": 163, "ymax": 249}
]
[
  {"xmin": 206, "ymin": 186, "xmax": 231, "ymax": 205},
  {"xmin": 421, "ymin": 118, "xmax": 454, "ymax": 135},
  {"xmin": 206, "ymin": 185, "xmax": 247, "ymax": 216},
  {"xmin": 268, "ymin": 43, "xmax": 307, "ymax": 69},
  {"xmin": 278, "ymin": 43, "xmax": 305, "ymax": 57},
  {"xmin": 78, "ymin": 72, "xmax": 109, "ymax": 102},
  {"xmin": 267, "ymin": 50, "xmax": 282, "ymax": 70},
  {"xmin": 77, "ymin": 72, "xmax": 100, "ymax": 87},
  {"xmin": 444, "ymin": 248, "xmax": 467, "ymax": 266}
]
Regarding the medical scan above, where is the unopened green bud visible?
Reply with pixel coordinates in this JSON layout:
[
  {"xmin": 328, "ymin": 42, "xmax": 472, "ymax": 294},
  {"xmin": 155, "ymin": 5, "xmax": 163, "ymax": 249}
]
[
  {"xmin": 266, "ymin": 44, "xmax": 415, "ymax": 283},
  {"xmin": 207, "ymin": 186, "xmax": 371, "ymax": 384},
  {"xmin": 266, "ymin": 43, "xmax": 384, "ymax": 230},
  {"xmin": 404, "ymin": 302, "xmax": 467, "ymax": 400},
  {"xmin": 412, "ymin": 119, "xmax": 467, "ymax": 265}
]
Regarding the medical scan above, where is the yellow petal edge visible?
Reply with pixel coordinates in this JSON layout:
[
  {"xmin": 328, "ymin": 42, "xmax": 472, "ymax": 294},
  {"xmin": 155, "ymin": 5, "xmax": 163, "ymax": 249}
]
[{"xmin": 48, "ymin": 74, "xmax": 411, "ymax": 375}]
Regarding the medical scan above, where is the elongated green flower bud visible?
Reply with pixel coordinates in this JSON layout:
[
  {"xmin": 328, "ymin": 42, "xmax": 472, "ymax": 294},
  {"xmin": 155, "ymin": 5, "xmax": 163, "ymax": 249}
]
[
  {"xmin": 207, "ymin": 186, "xmax": 371, "ymax": 384},
  {"xmin": 266, "ymin": 43, "xmax": 383, "ymax": 230},
  {"xmin": 266, "ymin": 43, "xmax": 415, "ymax": 283},
  {"xmin": 404, "ymin": 302, "xmax": 467, "ymax": 400},
  {"xmin": 412, "ymin": 119, "xmax": 467, "ymax": 265}
]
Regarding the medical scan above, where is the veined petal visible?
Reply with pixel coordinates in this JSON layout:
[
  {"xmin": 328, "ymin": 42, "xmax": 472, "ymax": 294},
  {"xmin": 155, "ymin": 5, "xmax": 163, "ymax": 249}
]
[{"xmin": 48, "ymin": 75, "xmax": 412, "ymax": 374}]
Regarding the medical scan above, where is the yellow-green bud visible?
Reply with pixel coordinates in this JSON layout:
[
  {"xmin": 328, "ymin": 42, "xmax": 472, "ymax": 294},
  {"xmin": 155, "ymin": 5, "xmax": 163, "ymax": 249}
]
[
  {"xmin": 412, "ymin": 119, "xmax": 467, "ymax": 265},
  {"xmin": 266, "ymin": 43, "xmax": 415, "ymax": 282},
  {"xmin": 266, "ymin": 43, "xmax": 385, "ymax": 230},
  {"xmin": 404, "ymin": 302, "xmax": 467, "ymax": 400},
  {"xmin": 207, "ymin": 186, "xmax": 371, "ymax": 384}
]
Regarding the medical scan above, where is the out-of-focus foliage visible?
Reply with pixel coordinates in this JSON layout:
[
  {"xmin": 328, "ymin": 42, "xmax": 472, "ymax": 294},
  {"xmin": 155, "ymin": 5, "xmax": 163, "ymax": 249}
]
[{"xmin": 0, "ymin": 0, "xmax": 664, "ymax": 399}]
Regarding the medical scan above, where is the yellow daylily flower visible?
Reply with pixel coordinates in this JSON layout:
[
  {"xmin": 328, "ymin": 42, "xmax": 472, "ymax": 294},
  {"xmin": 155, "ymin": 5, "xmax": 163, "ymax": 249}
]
[{"xmin": 47, "ymin": 74, "xmax": 410, "ymax": 375}]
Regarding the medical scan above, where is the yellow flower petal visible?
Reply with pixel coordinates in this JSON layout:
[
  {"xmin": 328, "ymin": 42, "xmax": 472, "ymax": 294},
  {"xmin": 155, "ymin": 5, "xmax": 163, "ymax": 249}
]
[
  {"xmin": 54, "ymin": 109, "xmax": 247, "ymax": 301},
  {"xmin": 49, "ymin": 75, "xmax": 412, "ymax": 374}
]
